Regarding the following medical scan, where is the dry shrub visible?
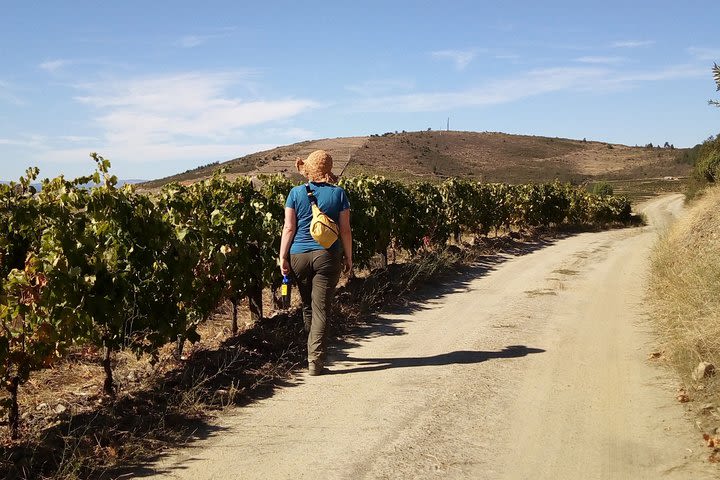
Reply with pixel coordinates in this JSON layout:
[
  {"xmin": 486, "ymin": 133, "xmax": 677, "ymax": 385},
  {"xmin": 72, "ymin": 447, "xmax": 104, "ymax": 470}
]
[{"xmin": 650, "ymin": 185, "xmax": 720, "ymax": 383}]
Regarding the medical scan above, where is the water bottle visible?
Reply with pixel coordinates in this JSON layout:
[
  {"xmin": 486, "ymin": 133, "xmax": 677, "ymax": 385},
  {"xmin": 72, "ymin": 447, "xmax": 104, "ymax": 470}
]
[{"xmin": 280, "ymin": 275, "xmax": 291, "ymax": 309}]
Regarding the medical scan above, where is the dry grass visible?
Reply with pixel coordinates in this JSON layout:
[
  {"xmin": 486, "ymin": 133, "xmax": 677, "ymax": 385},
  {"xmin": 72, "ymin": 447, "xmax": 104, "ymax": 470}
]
[
  {"xmin": 650, "ymin": 186, "xmax": 720, "ymax": 375},
  {"xmin": 649, "ymin": 185, "xmax": 720, "ymax": 420}
]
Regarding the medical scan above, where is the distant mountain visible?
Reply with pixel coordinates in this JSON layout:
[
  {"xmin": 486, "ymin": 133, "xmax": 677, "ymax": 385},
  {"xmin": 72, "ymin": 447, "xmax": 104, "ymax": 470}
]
[
  {"xmin": 116, "ymin": 179, "xmax": 147, "ymax": 187},
  {"xmin": 0, "ymin": 181, "xmax": 42, "ymax": 191}
]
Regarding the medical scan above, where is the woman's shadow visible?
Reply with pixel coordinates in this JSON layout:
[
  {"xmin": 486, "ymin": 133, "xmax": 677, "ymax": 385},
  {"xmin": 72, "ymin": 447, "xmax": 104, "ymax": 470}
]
[{"xmin": 326, "ymin": 345, "xmax": 545, "ymax": 374}]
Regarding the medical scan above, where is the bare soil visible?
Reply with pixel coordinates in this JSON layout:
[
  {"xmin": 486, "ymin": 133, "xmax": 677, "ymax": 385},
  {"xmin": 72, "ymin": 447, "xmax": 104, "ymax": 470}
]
[{"xmin": 146, "ymin": 195, "xmax": 718, "ymax": 479}]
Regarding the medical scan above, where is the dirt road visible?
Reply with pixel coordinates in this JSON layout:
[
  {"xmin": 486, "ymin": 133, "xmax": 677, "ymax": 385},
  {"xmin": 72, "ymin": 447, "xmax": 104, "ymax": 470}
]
[{"xmin": 150, "ymin": 194, "xmax": 717, "ymax": 479}]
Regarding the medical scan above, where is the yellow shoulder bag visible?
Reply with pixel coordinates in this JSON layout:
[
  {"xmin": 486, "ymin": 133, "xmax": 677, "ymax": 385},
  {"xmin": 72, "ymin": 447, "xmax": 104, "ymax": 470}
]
[{"xmin": 305, "ymin": 184, "xmax": 340, "ymax": 249}]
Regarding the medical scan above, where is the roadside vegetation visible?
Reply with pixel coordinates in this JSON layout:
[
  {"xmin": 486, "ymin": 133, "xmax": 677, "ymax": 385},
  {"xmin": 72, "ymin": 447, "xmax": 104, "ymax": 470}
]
[
  {"xmin": 649, "ymin": 63, "xmax": 720, "ymax": 458},
  {"xmin": 650, "ymin": 186, "xmax": 720, "ymax": 432},
  {"xmin": 684, "ymin": 133, "xmax": 720, "ymax": 199}
]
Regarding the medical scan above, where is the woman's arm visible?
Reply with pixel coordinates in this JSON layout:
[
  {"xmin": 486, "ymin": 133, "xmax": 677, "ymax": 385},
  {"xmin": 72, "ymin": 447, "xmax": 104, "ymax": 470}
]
[
  {"xmin": 338, "ymin": 209, "xmax": 352, "ymax": 273},
  {"xmin": 279, "ymin": 207, "xmax": 296, "ymax": 275}
]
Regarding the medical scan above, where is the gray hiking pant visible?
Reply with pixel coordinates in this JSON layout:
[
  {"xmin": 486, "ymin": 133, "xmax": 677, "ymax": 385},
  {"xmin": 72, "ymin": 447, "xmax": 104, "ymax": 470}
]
[{"xmin": 290, "ymin": 249, "xmax": 342, "ymax": 364}]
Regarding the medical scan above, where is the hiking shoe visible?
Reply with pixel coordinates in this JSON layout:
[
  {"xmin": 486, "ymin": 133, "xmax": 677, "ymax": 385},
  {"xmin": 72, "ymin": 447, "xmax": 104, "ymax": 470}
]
[{"xmin": 308, "ymin": 360, "xmax": 325, "ymax": 376}]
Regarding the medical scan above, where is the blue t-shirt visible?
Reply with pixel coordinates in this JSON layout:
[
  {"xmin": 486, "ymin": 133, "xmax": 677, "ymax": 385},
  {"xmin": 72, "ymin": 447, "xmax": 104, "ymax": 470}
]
[{"xmin": 286, "ymin": 182, "xmax": 350, "ymax": 254}]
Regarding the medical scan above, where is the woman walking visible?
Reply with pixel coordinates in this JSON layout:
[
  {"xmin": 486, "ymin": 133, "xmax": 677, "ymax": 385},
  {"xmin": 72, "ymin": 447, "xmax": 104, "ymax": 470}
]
[{"xmin": 279, "ymin": 150, "xmax": 352, "ymax": 375}]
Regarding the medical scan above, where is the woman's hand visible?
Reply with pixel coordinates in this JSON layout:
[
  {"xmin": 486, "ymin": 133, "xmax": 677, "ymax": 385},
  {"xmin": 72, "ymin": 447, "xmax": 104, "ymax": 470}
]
[
  {"xmin": 343, "ymin": 256, "xmax": 353, "ymax": 274},
  {"xmin": 280, "ymin": 257, "xmax": 291, "ymax": 276}
]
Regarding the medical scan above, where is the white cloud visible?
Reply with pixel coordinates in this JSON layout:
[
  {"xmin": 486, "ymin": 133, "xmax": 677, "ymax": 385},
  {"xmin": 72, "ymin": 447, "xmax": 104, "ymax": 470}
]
[
  {"xmin": 352, "ymin": 64, "xmax": 705, "ymax": 113},
  {"xmin": 688, "ymin": 47, "xmax": 720, "ymax": 61},
  {"xmin": 0, "ymin": 135, "xmax": 44, "ymax": 148},
  {"xmin": 1, "ymin": 70, "xmax": 317, "ymax": 179},
  {"xmin": 39, "ymin": 59, "xmax": 70, "ymax": 72},
  {"xmin": 178, "ymin": 35, "xmax": 209, "ymax": 48},
  {"xmin": 494, "ymin": 53, "xmax": 520, "ymax": 61},
  {"xmin": 13, "ymin": 70, "xmax": 320, "ymax": 176},
  {"xmin": 612, "ymin": 40, "xmax": 655, "ymax": 48},
  {"xmin": 345, "ymin": 79, "xmax": 415, "ymax": 96},
  {"xmin": 0, "ymin": 80, "xmax": 24, "ymax": 105},
  {"xmin": 610, "ymin": 64, "xmax": 706, "ymax": 83},
  {"xmin": 74, "ymin": 72, "xmax": 318, "ymax": 145},
  {"xmin": 575, "ymin": 56, "xmax": 626, "ymax": 65},
  {"xmin": 176, "ymin": 29, "xmax": 235, "ymax": 48},
  {"xmin": 38, "ymin": 142, "xmax": 279, "ymax": 166},
  {"xmin": 353, "ymin": 67, "xmax": 606, "ymax": 112},
  {"xmin": 261, "ymin": 127, "xmax": 315, "ymax": 139},
  {"xmin": 431, "ymin": 49, "xmax": 477, "ymax": 70},
  {"xmin": 59, "ymin": 135, "xmax": 100, "ymax": 143}
]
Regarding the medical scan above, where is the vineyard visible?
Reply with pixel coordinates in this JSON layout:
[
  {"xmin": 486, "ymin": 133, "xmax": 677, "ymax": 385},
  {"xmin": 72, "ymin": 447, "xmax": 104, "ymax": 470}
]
[{"xmin": 0, "ymin": 155, "xmax": 633, "ymax": 441}]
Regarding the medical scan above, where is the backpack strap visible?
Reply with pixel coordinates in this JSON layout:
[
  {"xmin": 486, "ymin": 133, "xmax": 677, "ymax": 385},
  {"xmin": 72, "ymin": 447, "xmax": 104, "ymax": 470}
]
[{"xmin": 305, "ymin": 183, "xmax": 318, "ymax": 205}]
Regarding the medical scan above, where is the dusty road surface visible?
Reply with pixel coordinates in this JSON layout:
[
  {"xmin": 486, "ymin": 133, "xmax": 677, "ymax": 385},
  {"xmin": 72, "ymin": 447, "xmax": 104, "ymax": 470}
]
[{"xmin": 149, "ymin": 194, "xmax": 717, "ymax": 479}]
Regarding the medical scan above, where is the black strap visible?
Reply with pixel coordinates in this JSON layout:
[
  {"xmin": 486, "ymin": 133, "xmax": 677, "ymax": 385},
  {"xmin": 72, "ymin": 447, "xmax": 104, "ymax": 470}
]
[{"xmin": 305, "ymin": 183, "xmax": 318, "ymax": 205}]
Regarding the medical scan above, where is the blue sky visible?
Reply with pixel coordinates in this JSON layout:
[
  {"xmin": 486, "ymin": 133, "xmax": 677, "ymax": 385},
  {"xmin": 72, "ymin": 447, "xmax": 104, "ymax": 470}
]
[{"xmin": 1, "ymin": 1, "xmax": 719, "ymax": 181}]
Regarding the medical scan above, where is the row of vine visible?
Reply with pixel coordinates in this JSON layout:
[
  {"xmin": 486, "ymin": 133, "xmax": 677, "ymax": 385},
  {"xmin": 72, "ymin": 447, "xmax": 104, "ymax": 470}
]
[{"xmin": 0, "ymin": 155, "xmax": 631, "ymax": 439}]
